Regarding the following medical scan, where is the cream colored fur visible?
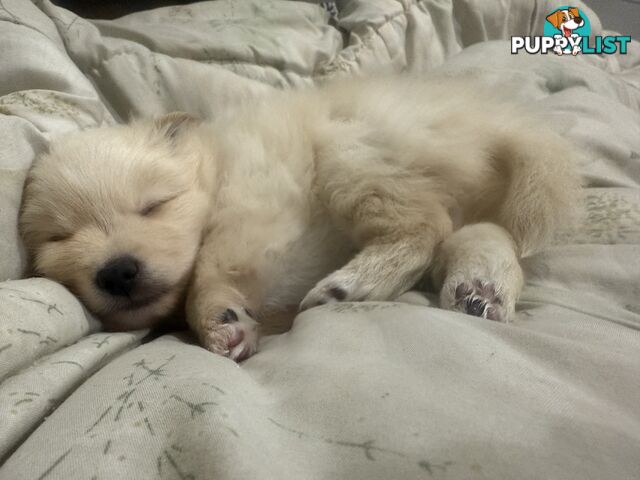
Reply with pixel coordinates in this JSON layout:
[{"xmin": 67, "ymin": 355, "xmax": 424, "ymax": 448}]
[{"xmin": 20, "ymin": 76, "xmax": 581, "ymax": 361}]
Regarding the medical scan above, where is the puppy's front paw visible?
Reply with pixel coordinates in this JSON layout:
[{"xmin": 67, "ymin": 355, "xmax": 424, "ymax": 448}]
[
  {"xmin": 299, "ymin": 270, "xmax": 364, "ymax": 311},
  {"xmin": 442, "ymin": 278, "xmax": 510, "ymax": 322},
  {"xmin": 201, "ymin": 307, "xmax": 259, "ymax": 362}
]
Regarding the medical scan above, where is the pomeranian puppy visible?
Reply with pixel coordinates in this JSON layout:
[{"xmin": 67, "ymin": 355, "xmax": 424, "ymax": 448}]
[{"xmin": 20, "ymin": 76, "xmax": 580, "ymax": 361}]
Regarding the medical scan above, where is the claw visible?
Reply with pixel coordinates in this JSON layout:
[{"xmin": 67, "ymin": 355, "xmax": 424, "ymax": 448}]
[{"xmin": 449, "ymin": 279, "xmax": 505, "ymax": 323}]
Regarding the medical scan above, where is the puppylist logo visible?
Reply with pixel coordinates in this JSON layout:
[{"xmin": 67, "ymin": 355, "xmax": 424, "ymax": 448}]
[{"xmin": 512, "ymin": 6, "xmax": 631, "ymax": 56}]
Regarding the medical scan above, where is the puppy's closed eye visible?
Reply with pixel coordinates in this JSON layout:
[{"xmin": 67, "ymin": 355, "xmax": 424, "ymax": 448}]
[
  {"xmin": 140, "ymin": 199, "xmax": 168, "ymax": 216},
  {"xmin": 139, "ymin": 195, "xmax": 180, "ymax": 216},
  {"xmin": 48, "ymin": 233, "xmax": 71, "ymax": 243}
]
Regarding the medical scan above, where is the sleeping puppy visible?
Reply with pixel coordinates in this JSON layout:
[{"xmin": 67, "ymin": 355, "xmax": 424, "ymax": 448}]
[{"xmin": 20, "ymin": 76, "xmax": 580, "ymax": 361}]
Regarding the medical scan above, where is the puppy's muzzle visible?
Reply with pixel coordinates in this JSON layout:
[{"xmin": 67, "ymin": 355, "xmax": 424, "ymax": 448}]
[{"xmin": 96, "ymin": 255, "xmax": 140, "ymax": 296}]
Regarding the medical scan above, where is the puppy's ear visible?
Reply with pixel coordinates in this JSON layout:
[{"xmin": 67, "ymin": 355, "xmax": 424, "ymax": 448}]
[
  {"xmin": 154, "ymin": 112, "xmax": 200, "ymax": 141},
  {"xmin": 568, "ymin": 7, "xmax": 580, "ymax": 18},
  {"xmin": 545, "ymin": 10, "xmax": 562, "ymax": 29}
]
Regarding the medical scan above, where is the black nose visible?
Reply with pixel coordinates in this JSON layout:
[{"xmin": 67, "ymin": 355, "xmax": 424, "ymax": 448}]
[
  {"xmin": 95, "ymin": 256, "xmax": 140, "ymax": 296},
  {"xmin": 575, "ymin": 16, "xmax": 584, "ymax": 25}
]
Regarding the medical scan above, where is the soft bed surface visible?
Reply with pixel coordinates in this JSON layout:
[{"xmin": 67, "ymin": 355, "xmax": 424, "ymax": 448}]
[{"xmin": 1, "ymin": 1, "xmax": 639, "ymax": 479}]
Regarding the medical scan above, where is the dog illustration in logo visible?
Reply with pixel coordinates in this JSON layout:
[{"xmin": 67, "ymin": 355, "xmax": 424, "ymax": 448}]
[{"xmin": 546, "ymin": 7, "xmax": 585, "ymax": 56}]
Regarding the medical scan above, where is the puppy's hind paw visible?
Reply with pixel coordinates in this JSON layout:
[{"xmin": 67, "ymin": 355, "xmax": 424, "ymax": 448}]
[
  {"xmin": 201, "ymin": 307, "xmax": 259, "ymax": 362},
  {"xmin": 442, "ymin": 279, "xmax": 509, "ymax": 322}
]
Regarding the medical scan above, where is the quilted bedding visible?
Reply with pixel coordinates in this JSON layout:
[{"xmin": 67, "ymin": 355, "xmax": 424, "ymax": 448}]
[{"xmin": 1, "ymin": 1, "xmax": 639, "ymax": 479}]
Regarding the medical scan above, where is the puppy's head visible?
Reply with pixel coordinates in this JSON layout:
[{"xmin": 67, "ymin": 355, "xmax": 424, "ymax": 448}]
[{"xmin": 20, "ymin": 113, "xmax": 211, "ymax": 330}]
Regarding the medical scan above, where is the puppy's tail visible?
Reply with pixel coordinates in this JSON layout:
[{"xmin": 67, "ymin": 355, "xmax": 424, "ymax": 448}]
[{"xmin": 497, "ymin": 128, "xmax": 582, "ymax": 256}]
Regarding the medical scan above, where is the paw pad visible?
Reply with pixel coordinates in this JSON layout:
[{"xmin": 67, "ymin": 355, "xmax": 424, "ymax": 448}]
[
  {"xmin": 203, "ymin": 307, "xmax": 259, "ymax": 362},
  {"xmin": 454, "ymin": 280, "xmax": 503, "ymax": 322},
  {"xmin": 300, "ymin": 281, "xmax": 354, "ymax": 311},
  {"xmin": 329, "ymin": 287, "xmax": 347, "ymax": 301}
]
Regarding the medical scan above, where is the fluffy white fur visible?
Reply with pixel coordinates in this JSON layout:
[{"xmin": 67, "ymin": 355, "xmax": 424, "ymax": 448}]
[{"xmin": 20, "ymin": 76, "xmax": 581, "ymax": 361}]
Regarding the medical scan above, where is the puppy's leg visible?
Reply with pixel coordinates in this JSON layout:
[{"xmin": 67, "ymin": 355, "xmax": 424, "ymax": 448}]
[
  {"xmin": 301, "ymin": 133, "xmax": 453, "ymax": 308},
  {"xmin": 431, "ymin": 223, "xmax": 523, "ymax": 322},
  {"xmin": 186, "ymin": 249, "xmax": 261, "ymax": 362},
  {"xmin": 300, "ymin": 226, "xmax": 448, "ymax": 309}
]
